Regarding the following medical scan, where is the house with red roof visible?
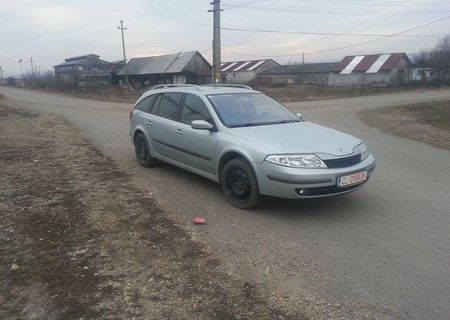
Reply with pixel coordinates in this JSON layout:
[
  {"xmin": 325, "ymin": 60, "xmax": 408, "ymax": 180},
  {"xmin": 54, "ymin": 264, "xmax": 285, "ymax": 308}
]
[
  {"xmin": 328, "ymin": 52, "xmax": 412, "ymax": 87},
  {"xmin": 221, "ymin": 59, "xmax": 280, "ymax": 84}
]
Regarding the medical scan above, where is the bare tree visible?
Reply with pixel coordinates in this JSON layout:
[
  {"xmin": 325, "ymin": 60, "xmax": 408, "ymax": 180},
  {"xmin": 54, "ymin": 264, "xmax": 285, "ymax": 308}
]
[
  {"xmin": 22, "ymin": 69, "xmax": 57, "ymax": 89},
  {"xmin": 412, "ymin": 49, "xmax": 430, "ymax": 65},
  {"xmin": 429, "ymin": 35, "xmax": 450, "ymax": 83}
]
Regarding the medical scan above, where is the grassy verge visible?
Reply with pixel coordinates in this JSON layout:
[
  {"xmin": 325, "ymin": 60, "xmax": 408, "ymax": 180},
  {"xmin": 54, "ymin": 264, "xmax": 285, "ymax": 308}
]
[
  {"xmin": 0, "ymin": 98, "xmax": 305, "ymax": 320},
  {"xmin": 359, "ymin": 100, "xmax": 450, "ymax": 150}
]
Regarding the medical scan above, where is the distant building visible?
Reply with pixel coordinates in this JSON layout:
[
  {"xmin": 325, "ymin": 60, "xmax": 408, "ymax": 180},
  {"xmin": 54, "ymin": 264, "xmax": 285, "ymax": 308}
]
[
  {"xmin": 110, "ymin": 60, "xmax": 126, "ymax": 85},
  {"xmin": 118, "ymin": 51, "xmax": 211, "ymax": 87},
  {"xmin": 258, "ymin": 62, "xmax": 337, "ymax": 86},
  {"xmin": 410, "ymin": 59, "xmax": 434, "ymax": 82},
  {"xmin": 54, "ymin": 54, "xmax": 117, "ymax": 87},
  {"xmin": 329, "ymin": 52, "xmax": 412, "ymax": 87},
  {"xmin": 221, "ymin": 59, "xmax": 280, "ymax": 84}
]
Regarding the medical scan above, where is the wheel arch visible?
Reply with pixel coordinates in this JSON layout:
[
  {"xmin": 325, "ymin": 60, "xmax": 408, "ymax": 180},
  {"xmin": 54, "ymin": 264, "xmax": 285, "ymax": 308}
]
[
  {"xmin": 133, "ymin": 128, "xmax": 145, "ymax": 143},
  {"xmin": 217, "ymin": 150, "xmax": 257, "ymax": 183}
]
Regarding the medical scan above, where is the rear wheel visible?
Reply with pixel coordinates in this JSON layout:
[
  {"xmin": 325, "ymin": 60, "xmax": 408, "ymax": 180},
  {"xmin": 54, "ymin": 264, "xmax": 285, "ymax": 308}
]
[
  {"xmin": 134, "ymin": 133, "xmax": 157, "ymax": 167},
  {"xmin": 221, "ymin": 158, "xmax": 262, "ymax": 209}
]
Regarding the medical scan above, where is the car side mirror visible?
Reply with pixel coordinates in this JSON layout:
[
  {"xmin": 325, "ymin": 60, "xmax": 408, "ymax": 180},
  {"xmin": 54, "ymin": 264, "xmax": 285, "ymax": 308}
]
[
  {"xmin": 296, "ymin": 112, "xmax": 304, "ymax": 120},
  {"xmin": 191, "ymin": 120, "xmax": 213, "ymax": 130}
]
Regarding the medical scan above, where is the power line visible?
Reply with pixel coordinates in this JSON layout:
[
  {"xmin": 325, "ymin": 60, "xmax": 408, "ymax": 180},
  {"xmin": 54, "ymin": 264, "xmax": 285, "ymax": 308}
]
[
  {"xmin": 308, "ymin": 15, "xmax": 450, "ymax": 54},
  {"xmin": 223, "ymin": 15, "xmax": 450, "ymax": 57},
  {"xmin": 222, "ymin": 3, "xmax": 450, "ymax": 15},
  {"xmin": 222, "ymin": 27, "xmax": 446, "ymax": 37},
  {"xmin": 224, "ymin": 0, "xmax": 450, "ymax": 6}
]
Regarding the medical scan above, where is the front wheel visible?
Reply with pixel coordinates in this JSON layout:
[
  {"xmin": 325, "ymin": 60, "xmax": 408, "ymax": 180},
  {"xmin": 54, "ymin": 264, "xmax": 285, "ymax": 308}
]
[
  {"xmin": 134, "ymin": 133, "xmax": 157, "ymax": 167},
  {"xmin": 221, "ymin": 158, "xmax": 262, "ymax": 209}
]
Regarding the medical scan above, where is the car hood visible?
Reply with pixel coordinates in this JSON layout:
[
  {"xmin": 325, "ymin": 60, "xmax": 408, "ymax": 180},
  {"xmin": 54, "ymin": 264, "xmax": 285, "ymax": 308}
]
[{"xmin": 233, "ymin": 121, "xmax": 361, "ymax": 156}]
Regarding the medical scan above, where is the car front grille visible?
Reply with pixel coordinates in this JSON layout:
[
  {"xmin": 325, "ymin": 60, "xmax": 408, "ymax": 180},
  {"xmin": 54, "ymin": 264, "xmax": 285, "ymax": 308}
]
[{"xmin": 322, "ymin": 154, "xmax": 361, "ymax": 168}]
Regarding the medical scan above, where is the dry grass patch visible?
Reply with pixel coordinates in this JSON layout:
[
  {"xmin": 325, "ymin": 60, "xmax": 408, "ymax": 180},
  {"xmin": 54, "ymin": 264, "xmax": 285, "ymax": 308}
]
[{"xmin": 360, "ymin": 100, "xmax": 450, "ymax": 150}]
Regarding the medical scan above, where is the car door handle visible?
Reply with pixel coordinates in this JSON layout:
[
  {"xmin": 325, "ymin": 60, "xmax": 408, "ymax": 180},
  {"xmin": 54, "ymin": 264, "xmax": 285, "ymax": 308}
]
[
  {"xmin": 145, "ymin": 121, "xmax": 152, "ymax": 126},
  {"xmin": 174, "ymin": 129, "xmax": 183, "ymax": 135}
]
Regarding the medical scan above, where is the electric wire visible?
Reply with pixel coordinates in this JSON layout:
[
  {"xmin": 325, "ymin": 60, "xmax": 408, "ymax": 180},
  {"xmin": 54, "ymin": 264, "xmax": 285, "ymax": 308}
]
[{"xmin": 223, "ymin": 15, "xmax": 450, "ymax": 57}]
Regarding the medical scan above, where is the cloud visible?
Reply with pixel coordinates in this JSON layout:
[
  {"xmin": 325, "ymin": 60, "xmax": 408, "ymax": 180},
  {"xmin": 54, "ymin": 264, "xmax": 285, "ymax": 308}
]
[{"xmin": 0, "ymin": 0, "xmax": 448, "ymax": 76}]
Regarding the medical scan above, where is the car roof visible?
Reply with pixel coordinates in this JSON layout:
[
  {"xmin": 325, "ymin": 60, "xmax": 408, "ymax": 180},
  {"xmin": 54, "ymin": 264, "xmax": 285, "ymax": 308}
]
[{"xmin": 140, "ymin": 85, "xmax": 261, "ymax": 99}]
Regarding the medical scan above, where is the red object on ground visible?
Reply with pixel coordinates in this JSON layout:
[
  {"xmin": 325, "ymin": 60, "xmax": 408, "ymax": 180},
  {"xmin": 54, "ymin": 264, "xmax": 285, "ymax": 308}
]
[{"xmin": 192, "ymin": 217, "xmax": 206, "ymax": 225}]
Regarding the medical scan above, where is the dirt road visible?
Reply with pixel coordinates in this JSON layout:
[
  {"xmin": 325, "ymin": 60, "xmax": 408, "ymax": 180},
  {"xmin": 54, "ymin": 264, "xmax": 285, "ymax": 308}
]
[
  {"xmin": 1, "ymin": 86, "xmax": 450, "ymax": 319},
  {"xmin": 0, "ymin": 102, "xmax": 303, "ymax": 320}
]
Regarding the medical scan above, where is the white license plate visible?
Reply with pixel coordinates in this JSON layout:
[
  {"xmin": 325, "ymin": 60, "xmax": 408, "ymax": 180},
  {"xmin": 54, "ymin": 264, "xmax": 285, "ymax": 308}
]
[{"xmin": 338, "ymin": 171, "xmax": 367, "ymax": 188}]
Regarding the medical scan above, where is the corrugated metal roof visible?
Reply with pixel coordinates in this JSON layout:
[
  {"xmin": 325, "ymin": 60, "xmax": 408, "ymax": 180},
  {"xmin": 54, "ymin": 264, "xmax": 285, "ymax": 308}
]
[
  {"xmin": 366, "ymin": 54, "xmax": 390, "ymax": 73},
  {"xmin": 221, "ymin": 59, "xmax": 270, "ymax": 72},
  {"xmin": 119, "ymin": 51, "xmax": 199, "ymax": 75},
  {"xmin": 54, "ymin": 59, "xmax": 87, "ymax": 67},
  {"xmin": 333, "ymin": 56, "xmax": 354, "ymax": 72},
  {"xmin": 66, "ymin": 54, "xmax": 99, "ymax": 61},
  {"xmin": 262, "ymin": 63, "xmax": 337, "ymax": 75},
  {"xmin": 334, "ymin": 52, "xmax": 411, "ymax": 74},
  {"xmin": 379, "ymin": 53, "xmax": 410, "ymax": 70},
  {"xmin": 340, "ymin": 56, "xmax": 365, "ymax": 74},
  {"xmin": 54, "ymin": 54, "xmax": 111, "ymax": 68},
  {"xmin": 353, "ymin": 55, "xmax": 381, "ymax": 72}
]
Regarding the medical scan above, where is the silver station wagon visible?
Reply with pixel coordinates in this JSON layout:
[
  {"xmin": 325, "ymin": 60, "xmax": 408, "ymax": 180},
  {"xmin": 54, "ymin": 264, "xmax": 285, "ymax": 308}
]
[{"xmin": 129, "ymin": 84, "xmax": 375, "ymax": 209}]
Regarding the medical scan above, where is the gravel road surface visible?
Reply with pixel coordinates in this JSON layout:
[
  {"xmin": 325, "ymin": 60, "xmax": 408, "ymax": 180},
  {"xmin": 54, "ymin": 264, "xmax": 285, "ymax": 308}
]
[{"xmin": 1, "ymin": 86, "xmax": 450, "ymax": 319}]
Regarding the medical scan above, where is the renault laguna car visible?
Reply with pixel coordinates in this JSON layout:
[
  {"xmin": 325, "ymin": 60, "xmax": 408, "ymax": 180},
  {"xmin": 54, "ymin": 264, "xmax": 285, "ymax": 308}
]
[{"xmin": 129, "ymin": 84, "xmax": 375, "ymax": 209}]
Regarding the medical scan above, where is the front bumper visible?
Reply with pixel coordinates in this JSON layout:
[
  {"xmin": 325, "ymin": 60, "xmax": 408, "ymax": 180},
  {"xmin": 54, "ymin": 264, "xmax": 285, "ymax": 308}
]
[{"xmin": 255, "ymin": 154, "xmax": 376, "ymax": 199}]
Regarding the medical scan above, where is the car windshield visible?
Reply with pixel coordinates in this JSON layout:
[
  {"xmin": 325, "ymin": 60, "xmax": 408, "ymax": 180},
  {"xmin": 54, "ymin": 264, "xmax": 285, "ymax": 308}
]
[{"xmin": 208, "ymin": 93, "xmax": 300, "ymax": 128}]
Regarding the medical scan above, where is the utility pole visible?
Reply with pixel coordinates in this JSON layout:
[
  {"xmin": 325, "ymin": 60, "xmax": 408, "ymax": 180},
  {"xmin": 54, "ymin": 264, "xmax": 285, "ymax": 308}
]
[
  {"xmin": 211, "ymin": 40, "xmax": 214, "ymax": 84},
  {"xmin": 29, "ymin": 57, "xmax": 34, "ymax": 78},
  {"xmin": 0, "ymin": 66, "xmax": 3, "ymax": 80},
  {"xmin": 302, "ymin": 52, "xmax": 305, "ymax": 64},
  {"xmin": 18, "ymin": 59, "xmax": 23, "ymax": 76},
  {"xmin": 117, "ymin": 19, "xmax": 130, "ymax": 90},
  {"xmin": 209, "ymin": 0, "xmax": 222, "ymax": 83}
]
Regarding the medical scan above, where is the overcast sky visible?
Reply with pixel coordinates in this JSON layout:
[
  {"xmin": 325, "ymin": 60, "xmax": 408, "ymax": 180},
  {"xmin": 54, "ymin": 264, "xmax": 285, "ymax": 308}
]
[{"xmin": 1, "ymin": 0, "xmax": 449, "ymax": 77}]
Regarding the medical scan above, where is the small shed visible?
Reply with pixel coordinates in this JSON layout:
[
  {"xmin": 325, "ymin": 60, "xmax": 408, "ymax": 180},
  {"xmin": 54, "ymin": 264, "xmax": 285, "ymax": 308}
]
[
  {"xmin": 221, "ymin": 59, "xmax": 280, "ymax": 84},
  {"xmin": 258, "ymin": 63, "xmax": 337, "ymax": 86},
  {"xmin": 329, "ymin": 52, "xmax": 412, "ymax": 87},
  {"xmin": 118, "ymin": 51, "xmax": 211, "ymax": 87}
]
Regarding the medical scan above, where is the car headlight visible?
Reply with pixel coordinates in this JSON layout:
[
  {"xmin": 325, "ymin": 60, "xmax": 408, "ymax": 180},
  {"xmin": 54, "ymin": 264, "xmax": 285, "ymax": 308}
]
[
  {"xmin": 354, "ymin": 143, "xmax": 369, "ymax": 160},
  {"xmin": 265, "ymin": 154, "xmax": 327, "ymax": 168}
]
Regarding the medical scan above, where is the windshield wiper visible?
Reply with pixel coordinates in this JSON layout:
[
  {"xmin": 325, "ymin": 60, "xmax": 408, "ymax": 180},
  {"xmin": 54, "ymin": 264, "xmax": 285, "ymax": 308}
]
[
  {"xmin": 230, "ymin": 119, "xmax": 300, "ymax": 128},
  {"xmin": 229, "ymin": 122, "xmax": 263, "ymax": 128}
]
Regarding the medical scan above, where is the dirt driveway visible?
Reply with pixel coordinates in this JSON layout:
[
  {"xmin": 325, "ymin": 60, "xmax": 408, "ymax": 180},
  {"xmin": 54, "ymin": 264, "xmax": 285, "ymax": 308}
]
[{"xmin": 0, "ymin": 101, "xmax": 303, "ymax": 320}]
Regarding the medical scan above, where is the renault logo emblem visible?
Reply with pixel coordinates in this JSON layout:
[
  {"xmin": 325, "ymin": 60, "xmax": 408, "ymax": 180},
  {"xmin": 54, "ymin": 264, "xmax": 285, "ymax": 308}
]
[{"xmin": 337, "ymin": 146, "xmax": 345, "ymax": 153}]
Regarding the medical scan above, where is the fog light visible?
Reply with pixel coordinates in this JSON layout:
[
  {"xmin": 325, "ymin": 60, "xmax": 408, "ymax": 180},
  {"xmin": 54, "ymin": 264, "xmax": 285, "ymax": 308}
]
[{"xmin": 295, "ymin": 188, "xmax": 309, "ymax": 196}]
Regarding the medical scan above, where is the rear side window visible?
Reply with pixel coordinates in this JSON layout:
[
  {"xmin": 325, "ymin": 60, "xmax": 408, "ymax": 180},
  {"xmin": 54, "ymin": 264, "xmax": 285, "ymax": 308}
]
[
  {"xmin": 134, "ymin": 94, "xmax": 157, "ymax": 113},
  {"xmin": 157, "ymin": 92, "xmax": 183, "ymax": 121},
  {"xmin": 181, "ymin": 94, "xmax": 211, "ymax": 124}
]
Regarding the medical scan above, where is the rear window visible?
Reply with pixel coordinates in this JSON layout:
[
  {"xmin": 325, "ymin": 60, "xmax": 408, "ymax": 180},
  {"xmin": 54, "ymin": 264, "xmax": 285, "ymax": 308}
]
[
  {"xmin": 135, "ymin": 94, "xmax": 157, "ymax": 113},
  {"xmin": 156, "ymin": 92, "xmax": 183, "ymax": 121}
]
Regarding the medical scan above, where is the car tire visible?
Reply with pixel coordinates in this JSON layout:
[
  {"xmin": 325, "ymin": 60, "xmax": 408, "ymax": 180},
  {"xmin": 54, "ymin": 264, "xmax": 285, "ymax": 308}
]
[
  {"xmin": 134, "ymin": 133, "xmax": 157, "ymax": 167},
  {"xmin": 221, "ymin": 158, "xmax": 262, "ymax": 209}
]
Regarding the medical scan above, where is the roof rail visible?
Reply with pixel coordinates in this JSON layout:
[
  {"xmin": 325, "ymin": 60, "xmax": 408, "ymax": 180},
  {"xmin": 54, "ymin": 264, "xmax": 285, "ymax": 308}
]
[
  {"xmin": 201, "ymin": 84, "xmax": 253, "ymax": 90},
  {"xmin": 151, "ymin": 84, "xmax": 201, "ymax": 90}
]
